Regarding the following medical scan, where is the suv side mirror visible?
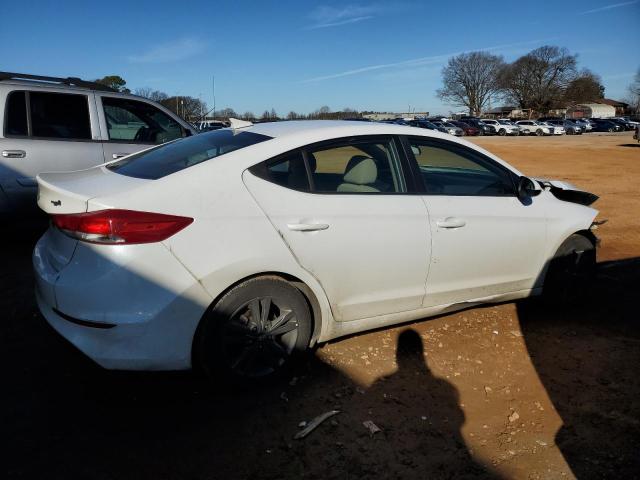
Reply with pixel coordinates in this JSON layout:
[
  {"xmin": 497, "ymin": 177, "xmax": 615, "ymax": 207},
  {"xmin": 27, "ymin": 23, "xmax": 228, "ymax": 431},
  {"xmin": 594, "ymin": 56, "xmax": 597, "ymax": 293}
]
[{"xmin": 517, "ymin": 176, "xmax": 540, "ymax": 198}]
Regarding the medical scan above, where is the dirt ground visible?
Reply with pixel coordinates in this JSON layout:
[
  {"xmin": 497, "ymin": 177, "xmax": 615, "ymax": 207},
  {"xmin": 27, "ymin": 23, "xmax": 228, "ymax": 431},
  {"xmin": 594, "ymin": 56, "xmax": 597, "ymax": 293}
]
[{"xmin": 2, "ymin": 132, "xmax": 639, "ymax": 480}]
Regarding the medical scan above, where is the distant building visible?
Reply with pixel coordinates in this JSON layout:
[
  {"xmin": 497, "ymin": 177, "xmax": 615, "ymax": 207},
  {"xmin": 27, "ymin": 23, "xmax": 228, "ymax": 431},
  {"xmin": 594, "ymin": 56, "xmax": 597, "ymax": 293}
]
[
  {"xmin": 362, "ymin": 112, "xmax": 429, "ymax": 121},
  {"xmin": 597, "ymin": 98, "xmax": 629, "ymax": 116},
  {"xmin": 566, "ymin": 103, "xmax": 616, "ymax": 119}
]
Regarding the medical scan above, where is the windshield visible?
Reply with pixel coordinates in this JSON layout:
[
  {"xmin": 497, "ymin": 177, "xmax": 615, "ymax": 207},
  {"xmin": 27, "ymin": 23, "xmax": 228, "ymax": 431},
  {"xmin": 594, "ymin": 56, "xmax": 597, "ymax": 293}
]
[{"xmin": 107, "ymin": 129, "xmax": 272, "ymax": 179}]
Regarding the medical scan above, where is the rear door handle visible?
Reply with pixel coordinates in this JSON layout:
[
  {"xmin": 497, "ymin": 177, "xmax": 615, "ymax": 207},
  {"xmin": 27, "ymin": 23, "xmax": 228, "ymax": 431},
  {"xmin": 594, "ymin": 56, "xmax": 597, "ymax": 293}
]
[
  {"xmin": 287, "ymin": 223, "xmax": 330, "ymax": 232},
  {"xmin": 112, "ymin": 153, "xmax": 129, "ymax": 159},
  {"xmin": 436, "ymin": 217, "xmax": 466, "ymax": 229},
  {"xmin": 2, "ymin": 150, "xmax": 26, "ymax": 158}
]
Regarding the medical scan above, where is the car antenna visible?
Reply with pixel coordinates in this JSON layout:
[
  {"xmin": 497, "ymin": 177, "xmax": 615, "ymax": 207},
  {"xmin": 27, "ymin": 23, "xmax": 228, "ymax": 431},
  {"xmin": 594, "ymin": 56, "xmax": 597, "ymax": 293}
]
[{"xmin": 228, "ymin": 118, "xmax": 253, "ymax": 129}]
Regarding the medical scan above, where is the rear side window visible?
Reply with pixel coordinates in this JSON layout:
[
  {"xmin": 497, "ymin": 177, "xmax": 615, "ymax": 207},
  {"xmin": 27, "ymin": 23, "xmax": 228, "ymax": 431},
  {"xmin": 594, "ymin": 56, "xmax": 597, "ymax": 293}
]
[
  {"xmin": 4, "ymin": 91, "xmax": 90, "ymax": 139},
  {"xmin": 30, "ymin": 92, "xmax": 91, "ymax": 139},
  {"xmin": 108, "ymin": 129, "xmax": 271, "ymax": 179},
  {"xmin": 258, "ymin": 152, "xmax": 310, "ymax": 192},
  {"xmin": 5, "ymin": 91, "xmax": 28, "ymax": 136},
  {"xmin": 102, "ymin": 97, "xmax": 184, "ymax": 144}
]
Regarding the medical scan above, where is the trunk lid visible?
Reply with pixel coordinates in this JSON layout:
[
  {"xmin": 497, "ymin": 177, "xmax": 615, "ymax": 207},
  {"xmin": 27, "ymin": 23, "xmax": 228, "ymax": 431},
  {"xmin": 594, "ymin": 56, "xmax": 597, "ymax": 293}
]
[
  {"xmin": 37, "ymin": 166, "xmax": 146, "ymax": 214},
  {"xmin": 35, "ymin": 166, "xmax": 148, "ymax": 270}
]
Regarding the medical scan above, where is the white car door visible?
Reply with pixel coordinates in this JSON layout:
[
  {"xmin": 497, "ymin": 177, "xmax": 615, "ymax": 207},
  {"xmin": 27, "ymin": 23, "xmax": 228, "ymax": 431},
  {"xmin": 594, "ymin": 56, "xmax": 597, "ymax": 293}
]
[
  {"xmin": 404, "ymin": 136, "xmax": 547, "ymax": 307},
  {"xmin": 243, "ymin": 136, "xmax": 431, "ymax": 322},
  {"xmin": 95, "ymin": 94, "xmax": 190, "ymax": 162},
  {"xmin": 0, "ymin": 88, "xmax": 103, "ymax": 209}
]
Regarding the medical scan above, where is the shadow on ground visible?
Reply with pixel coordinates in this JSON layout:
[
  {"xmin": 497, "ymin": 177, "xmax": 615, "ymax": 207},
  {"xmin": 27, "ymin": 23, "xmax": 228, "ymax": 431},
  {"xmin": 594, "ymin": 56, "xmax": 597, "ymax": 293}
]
[
  {"xmin": 517, "ymin": 257, "xmax": 640, "ymax": 478},
  {"xmin": 2, "ymin": 222, "xmax": 500, "ymax": 480}
]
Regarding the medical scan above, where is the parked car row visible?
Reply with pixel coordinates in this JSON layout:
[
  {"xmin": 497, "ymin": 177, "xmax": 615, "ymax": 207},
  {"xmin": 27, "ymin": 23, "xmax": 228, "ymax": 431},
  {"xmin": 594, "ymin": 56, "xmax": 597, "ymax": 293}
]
[{"xmin": 382, "ymin": 114, "xmax": 638, "ymax": 137}]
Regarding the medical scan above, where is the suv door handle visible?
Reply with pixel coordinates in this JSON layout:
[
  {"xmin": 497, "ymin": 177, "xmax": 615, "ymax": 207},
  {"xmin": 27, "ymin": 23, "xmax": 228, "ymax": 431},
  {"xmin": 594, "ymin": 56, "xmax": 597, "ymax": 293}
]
[
  {"xmin": 287, "ymin": 223, "xmax": 330, "ymax": 232},
  {"xmin": 436, "ymin": 217, "xmax": 466, "ymax": 229},
  {"xmin": 2, "ymin": 150, "xmax": 26, "ymax": 158},
  {"xmin": 112, "ymin": 153, "xmax": 129, "ymax": 159}
]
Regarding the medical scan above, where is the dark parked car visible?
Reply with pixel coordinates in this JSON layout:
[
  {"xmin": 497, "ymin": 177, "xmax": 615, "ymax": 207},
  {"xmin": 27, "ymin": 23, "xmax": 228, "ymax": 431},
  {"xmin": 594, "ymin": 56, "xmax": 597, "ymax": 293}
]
[
  {"xmin": 606, "ymin": 118, "xmax": 635, "ymax": 131},
  {"xmin": 460, "ymin": 118, "xmax": 493, "ymax": 135},
  {"xmin": 449, "ymin": 120, "xmax": 479, "ymax": 136},
  {"xmin": 407, "ymin": 119, "xmax": 447, "ymax": 133},
  {"xmin": 589, "ymin": 119, "xmax": 622, "ymax": 132}
]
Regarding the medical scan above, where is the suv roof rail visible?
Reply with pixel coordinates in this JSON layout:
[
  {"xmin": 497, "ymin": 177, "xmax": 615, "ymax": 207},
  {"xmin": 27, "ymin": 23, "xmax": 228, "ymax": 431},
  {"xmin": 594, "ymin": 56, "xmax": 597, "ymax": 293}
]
[{"xmin": 0, "ymin": 71, "xmax": 117, "ymax": 92}]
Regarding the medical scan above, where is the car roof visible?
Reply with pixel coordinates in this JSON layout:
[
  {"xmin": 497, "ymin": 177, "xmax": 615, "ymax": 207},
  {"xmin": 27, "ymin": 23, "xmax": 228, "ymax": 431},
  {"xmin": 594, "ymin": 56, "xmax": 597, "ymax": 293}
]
[{"xmin": 243, "ymin": 120, "xmax": 435, "ymax": 139}]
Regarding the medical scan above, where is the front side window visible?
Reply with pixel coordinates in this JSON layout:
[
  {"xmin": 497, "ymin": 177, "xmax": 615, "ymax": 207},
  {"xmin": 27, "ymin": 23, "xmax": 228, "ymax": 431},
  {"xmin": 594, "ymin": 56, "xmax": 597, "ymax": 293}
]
[
  {"xmin": 102, "ymin": 97, "xmax": 184, "ymax": 144},
  {"xmin": 408, "ymin": 138, "xmax": 515, "ymax": 196},
  {"xmin": 108, "ymin": 129, "xmax": 271, "ymax": 179}
]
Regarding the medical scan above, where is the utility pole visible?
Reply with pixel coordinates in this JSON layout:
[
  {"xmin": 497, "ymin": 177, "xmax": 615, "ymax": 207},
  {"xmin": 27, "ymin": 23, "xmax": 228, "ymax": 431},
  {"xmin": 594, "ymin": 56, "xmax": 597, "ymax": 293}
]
[{"xmin": 212, "ymin": 75, "xmax": 216, "ymax": 120}]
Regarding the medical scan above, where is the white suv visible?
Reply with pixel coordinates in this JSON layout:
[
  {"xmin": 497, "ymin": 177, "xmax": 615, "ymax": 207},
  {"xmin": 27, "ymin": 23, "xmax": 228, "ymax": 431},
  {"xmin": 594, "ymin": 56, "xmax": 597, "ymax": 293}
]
[
  {"xmin": 0, "ymin": 72, "xmax": 195, "ymax": 214},
  {"xmin": 481, "ymin": 119, "xmax": 519, "ymax": 136},
  {"xmin": 516, "ymin": 121, "xmax": 553, "ymax": 136}
]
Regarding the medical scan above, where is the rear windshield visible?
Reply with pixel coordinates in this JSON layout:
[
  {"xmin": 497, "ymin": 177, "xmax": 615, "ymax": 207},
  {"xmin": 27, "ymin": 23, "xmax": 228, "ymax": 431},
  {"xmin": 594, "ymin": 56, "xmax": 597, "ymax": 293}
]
[{"xmin": 107, "ymin": 129, "xmax": 271, "ymax": 179}]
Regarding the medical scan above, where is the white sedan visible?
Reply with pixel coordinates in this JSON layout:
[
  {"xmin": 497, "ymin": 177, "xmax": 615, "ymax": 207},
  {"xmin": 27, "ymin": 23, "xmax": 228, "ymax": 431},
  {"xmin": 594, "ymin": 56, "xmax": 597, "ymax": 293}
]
[{"xmin": 33, "ymin": 120, "xmax": 599, "ymax": 380}]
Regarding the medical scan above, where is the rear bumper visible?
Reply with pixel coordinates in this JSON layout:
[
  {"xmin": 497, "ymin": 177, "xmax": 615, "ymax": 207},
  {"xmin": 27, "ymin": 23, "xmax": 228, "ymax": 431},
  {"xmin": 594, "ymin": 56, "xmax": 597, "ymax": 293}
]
[{"xmin": 33, "ymin": 231, "xmax": 213, "ymax": 370}]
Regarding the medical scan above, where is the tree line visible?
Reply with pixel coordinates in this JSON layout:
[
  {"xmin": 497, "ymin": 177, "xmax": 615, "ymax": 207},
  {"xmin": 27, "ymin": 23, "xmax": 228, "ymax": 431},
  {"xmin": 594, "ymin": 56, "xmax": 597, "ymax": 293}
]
[
  {"xmin": 437, "ymin": 45, "xmax": 614, "ymax": 116},
  {"xmin": 94, "ymin": 76, "xmax": 364, "ymax": 121}
]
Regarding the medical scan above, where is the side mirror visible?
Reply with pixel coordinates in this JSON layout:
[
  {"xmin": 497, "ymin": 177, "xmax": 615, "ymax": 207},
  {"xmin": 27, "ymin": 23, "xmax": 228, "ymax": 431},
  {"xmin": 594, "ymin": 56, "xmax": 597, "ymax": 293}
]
[
  {"xmin": 411, "ymin": 145, "xmax": 422, "ymax": 156},
  {"xmin": 517, "ymin": 176, "xmax": 540, "ymax": 198}
]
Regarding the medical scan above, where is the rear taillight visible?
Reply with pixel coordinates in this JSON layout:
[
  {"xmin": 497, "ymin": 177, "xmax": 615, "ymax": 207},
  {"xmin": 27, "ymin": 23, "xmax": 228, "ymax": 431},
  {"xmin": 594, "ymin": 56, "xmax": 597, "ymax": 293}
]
[{"xmin": 51, "ymin": 209, "xmax": 193, "ymax": 244}]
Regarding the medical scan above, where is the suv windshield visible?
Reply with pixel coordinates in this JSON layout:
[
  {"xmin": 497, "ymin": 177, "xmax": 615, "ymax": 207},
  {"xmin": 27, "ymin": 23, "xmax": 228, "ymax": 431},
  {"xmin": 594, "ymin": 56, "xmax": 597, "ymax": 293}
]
[{"xmin": 107, "ymin": 129, "xmax": 271, "ymax": 179}]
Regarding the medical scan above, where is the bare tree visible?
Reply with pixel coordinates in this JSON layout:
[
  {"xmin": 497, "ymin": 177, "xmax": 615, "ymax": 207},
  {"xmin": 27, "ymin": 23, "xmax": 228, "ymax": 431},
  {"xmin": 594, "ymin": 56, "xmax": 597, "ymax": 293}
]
[
  {"xmin": 242, "ymin": 111, "xmax": 255, "ymax": 120},
  {"xmin": 135, "ymin": 87, "xmax": 169, "ymax": 103},
  {"xmin": 500, "ymin": 46, "xmax": 578, "ymax": 113},
  {"xmin": 625, "ymin": 69, "xmax": 640, "ymax": 113},
  {"xmin": 161, "ymin": 96, "xmax": 207, "ymax": 120},
  {"xmin": 437, "ymin": 52, "xmax": 505, "ymax": 116},
  {"xmin": 286, "ymin": 111, "xmax": 301, "ymax": 120}
]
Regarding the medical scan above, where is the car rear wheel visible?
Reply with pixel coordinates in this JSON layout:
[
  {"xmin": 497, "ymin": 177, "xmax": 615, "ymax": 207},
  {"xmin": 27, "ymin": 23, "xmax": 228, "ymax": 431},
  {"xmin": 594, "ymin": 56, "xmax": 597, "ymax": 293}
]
[
  {"xmin": 543, "ymin": 234, "xmax": 596, "ymax": 305},
  {"xmin": 196, "ymin": 276, "xmax": 312, "ymax": 383},
  {"xmin": 535, "ymin": 129, "xmax": 543, "ymax": 136}
]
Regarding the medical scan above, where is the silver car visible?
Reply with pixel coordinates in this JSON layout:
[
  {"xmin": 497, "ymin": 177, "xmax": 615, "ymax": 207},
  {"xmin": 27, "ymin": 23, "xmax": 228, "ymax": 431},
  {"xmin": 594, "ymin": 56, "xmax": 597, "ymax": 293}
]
[{"xmin": 0, "ymin": 72, "xmax": 195, "ymax": 214}]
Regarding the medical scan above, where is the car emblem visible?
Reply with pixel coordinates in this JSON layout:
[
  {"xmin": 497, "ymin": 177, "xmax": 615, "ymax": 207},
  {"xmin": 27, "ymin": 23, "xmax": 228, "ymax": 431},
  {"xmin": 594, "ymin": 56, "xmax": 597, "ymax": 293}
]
[{"xmin": 51, "ymin": 200, "xmax": 62, "ymax": 206}]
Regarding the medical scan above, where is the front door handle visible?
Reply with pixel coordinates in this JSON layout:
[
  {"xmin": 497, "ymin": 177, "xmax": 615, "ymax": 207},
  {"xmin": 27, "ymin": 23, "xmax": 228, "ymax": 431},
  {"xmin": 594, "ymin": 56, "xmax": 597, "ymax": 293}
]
[
  {"xmin": 112, "ymin": 153, "xmax": 129, "ymax": 159},
  {"xmin": 2, "ymin": 150, "xmax": 26, "ymax": 158},
  {"xmin": 287, "ymin": 223, "xmax": 330, "ymax": 232},
  {"xmin": 436, "ymin": 217, "xmax": 466, "ymax": 229}
]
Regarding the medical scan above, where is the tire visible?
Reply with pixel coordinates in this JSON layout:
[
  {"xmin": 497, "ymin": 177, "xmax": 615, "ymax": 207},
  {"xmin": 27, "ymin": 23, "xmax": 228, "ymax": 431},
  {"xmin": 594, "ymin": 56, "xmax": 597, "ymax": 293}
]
[
  {"xmin": 608, "ymin": 127, "xmax": 613, "ymax": 132},
  {"xmin": 196, "ymin": 276, "xmax": 312, "ymax": 383},
  {"xmin": 498, "ymin": 128, "xmax": 506, "ymax": 136},
  {"xmin": 535, "ymin": 129, "xmax": 543, "ymax": 136},
  {"xmin": 543, "ymin": 234, "xmax": 596, "ymax": 305}
]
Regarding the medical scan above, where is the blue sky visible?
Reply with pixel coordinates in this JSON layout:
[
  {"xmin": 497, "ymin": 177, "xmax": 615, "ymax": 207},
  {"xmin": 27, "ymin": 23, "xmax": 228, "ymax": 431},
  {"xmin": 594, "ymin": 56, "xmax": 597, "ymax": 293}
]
[{"xmin": 3, "ymin": 1, "xmax": 639, "ymax": 115}]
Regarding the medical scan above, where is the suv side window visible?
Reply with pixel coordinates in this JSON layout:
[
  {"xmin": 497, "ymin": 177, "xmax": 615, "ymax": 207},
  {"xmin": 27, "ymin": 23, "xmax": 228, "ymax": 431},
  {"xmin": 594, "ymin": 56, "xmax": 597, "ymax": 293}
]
[
  {"xmin": 102, "ymin": 97, "xmax": 185, "ymax": 144},
  {"xmin": 5, "ymin": 91, "xmax": 28, "ymax": 136},
  {"xmin": 408, "ymin": 137, "xmax": 515, "ymax": 196},
  {"xmin": 4, "ymin": 91, "xmax": 91, "ymax": 139}
]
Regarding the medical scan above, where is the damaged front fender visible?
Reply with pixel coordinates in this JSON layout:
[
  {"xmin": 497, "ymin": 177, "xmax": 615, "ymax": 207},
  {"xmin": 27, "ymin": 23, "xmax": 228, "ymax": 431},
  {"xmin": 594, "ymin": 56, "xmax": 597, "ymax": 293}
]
[{"xmin": 533, "ymin": 178, "xmax": 599, "ymax": 206}]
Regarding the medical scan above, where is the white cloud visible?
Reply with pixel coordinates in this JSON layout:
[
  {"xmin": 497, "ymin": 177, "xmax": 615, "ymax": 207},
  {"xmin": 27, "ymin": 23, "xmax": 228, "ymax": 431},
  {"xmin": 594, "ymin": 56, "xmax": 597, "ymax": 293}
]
[
  {"xmin": 307, "ymin": 3, "xmax": 394, "ymax": 29},
  {"xmin": 127, "ymin": 37, "xmax": 205, "ymax": 63},
  {"xmin": 579, "ymin": 0, "xmax": 638, "ymax": 15},
  {"xmin": 301, "ymin": 39, "xmax": 549, "ymax": 83}
]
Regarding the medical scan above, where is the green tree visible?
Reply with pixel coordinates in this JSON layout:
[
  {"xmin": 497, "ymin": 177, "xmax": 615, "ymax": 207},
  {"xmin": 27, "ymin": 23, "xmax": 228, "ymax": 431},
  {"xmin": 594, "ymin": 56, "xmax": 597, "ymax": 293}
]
[{"xmin": 95, "ymin": 75, "xmax": 130, "ymax": 93}]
